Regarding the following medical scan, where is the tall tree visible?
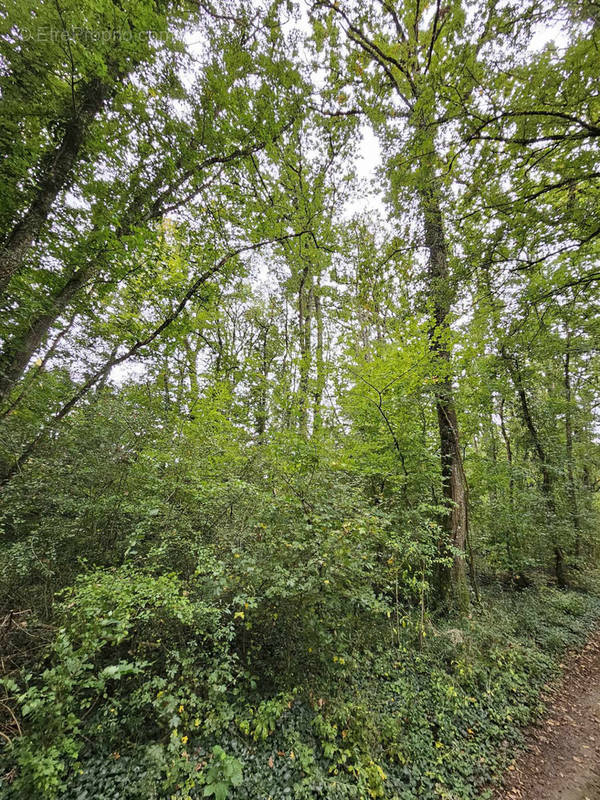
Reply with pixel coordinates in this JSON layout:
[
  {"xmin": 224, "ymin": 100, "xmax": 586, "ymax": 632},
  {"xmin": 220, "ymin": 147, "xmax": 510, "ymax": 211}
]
[
  {"xmin": 310, "ymin": 0, "xmax": 506, "ymax": 609},
  {"xmin": 0, "ymin": 0, "xmax": 306, "ymax": 411},
  {"xmin": 0, "ymin": 0, "xmax": 199, "ymax": 298}
]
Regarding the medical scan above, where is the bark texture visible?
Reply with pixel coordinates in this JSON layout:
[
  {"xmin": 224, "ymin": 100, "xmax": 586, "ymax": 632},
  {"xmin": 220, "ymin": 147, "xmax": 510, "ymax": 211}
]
[
  {"xmin": 0, "ymin": 79, "xmax": 111, "ymax": 298},
  {"xmin": 564, "ymin": 329, "xmax": 580, "ymax": 546},
  {"xmin": 0, "ymin": 263, "xmax": 93, "ymax": 404},
  {"xmin": 419, "ymin": 162, "xmax": 470, "ymax": 612},
  {"xmin": 505, "ymin": 352, "xmax": 567, "ymax": 587}
]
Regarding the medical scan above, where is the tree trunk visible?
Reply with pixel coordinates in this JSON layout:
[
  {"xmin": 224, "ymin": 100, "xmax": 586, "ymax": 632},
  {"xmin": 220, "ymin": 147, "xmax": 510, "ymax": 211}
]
[
  {"xmin": 511, "ymin": 358, "xmax": 555, "ymax": 501},
  {"xmin": 255, "ymin": 323, "xmax": 270, "ymax": 440},
  {"xmin": 0, "ymin": 164, "xmax": 178, "ymax": 406},
  {"xmin": 564, "ymin": 328, "xmax": 580, "ymax": 551},
  {"xmin": 0, "ymin": 79, "xmax": 111, "ymax": 298},
  {"xmin": 0, "ymin": 263, "xmax": 94, "ymax": 405},
  {"xmin": 498, "ymin": 395, "xmax": 515, "ymax": 564},
  {"xmin": 184, "ymin": 336, "xmax": 200, "ymax": 401},
  {"xmin": 498, "ymin": 396, "xmax": 513, "ymax": 490},
  {"xmin": 505, "ymin": 353, "xmax": 567, "ymax": 587},
  {"xmin": 312, "ymin": 285, "xmax": 325, "ymax": 436},
  {"xmin": 0, "ymin": 313, "xmax": 76, "ymax": 421},
  {"xmin": 297, "ymin": 264, "xmax": 312, "ymax": 437},
  {"xmin": 418, "ymin": 163, "xmax": 469, "ymax": 612}
]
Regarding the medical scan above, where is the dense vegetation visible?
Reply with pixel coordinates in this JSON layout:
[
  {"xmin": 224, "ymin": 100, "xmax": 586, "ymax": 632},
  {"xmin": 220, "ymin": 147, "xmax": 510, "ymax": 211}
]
[{"xmin": 1, "ymin": 0, "xmax": 599, "ymax": 797}]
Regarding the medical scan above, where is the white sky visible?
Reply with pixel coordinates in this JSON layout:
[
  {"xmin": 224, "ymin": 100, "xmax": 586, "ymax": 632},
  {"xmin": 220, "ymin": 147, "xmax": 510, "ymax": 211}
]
[{"xmin": 111, "ymin": 11, "xmax": 568, "ymax": 384}]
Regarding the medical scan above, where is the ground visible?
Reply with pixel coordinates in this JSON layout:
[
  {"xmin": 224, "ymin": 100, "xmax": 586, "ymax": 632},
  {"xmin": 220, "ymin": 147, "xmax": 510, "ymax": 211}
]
[{"xmin": 496, "ymin": 631, "xmax": 600, "ymax": 800}]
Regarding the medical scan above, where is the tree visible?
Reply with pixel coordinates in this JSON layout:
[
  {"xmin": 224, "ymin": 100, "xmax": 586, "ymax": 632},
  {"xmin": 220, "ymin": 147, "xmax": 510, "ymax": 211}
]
[
  {"xmin": 0, "ymin": 0, "xmax": 308, "ymax": 457},
  {"xmin": 0, "ymin": 0, "xmax": 199, "ymax": 297},
  {"xmin": 310, "ymin": 0, "xmax": 497, "ymax": 609}
]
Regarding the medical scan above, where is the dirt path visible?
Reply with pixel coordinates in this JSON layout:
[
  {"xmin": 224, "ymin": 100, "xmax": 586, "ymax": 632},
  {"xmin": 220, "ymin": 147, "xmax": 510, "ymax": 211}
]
[{"xmin": 496, "ymin": 632, "xmax": 600, "ymax": 800}]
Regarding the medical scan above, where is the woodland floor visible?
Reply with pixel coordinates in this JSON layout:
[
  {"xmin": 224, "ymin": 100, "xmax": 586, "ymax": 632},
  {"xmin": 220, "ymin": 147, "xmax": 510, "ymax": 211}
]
[{"xmin": 495, "ymin": 628, "xmax": 600, "ymax": 800}]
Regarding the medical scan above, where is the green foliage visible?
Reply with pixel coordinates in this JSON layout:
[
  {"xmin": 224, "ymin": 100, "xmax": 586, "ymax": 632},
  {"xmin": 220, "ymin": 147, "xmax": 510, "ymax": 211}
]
[
  {"xmin": 2, "ymin": 569, "xmax": 238, "ymax": 798},
  {"xmin": 202, "ymin": 747, "xmax": 243, "ymax": 800},
  {"xmin": 5, "ymin": 580, "xmax": 598, "ymax": 799}
]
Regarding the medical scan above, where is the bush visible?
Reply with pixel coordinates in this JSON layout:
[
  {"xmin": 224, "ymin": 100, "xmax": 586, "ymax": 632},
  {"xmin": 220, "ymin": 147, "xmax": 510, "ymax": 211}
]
[
  {"xmin": 3, "ymin": 578, "xmax": 600, "ymax": 800},
  {"xmin": 2, "ymin": 568, "xmax": 239, "ymax": 798}
]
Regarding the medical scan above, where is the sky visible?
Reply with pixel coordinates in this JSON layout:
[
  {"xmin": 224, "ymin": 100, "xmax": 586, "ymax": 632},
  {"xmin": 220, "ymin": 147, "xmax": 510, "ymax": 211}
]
[{"xmin": 111, "ymin": 6, "xmax": 570, "ymax": 385}]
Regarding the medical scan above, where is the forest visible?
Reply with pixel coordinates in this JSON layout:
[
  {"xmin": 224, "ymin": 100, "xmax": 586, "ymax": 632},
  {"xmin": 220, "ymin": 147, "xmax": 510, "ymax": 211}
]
[{"xmin": 0, "ymin": 0, "xmax": 599, "ymax": 798}]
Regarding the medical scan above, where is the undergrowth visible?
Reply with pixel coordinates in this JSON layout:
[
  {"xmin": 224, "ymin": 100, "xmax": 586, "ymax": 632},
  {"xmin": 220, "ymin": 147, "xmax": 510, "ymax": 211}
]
[{"xmin": 2, "ymin": 573, "xmax": 600, "ymax": 800}]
